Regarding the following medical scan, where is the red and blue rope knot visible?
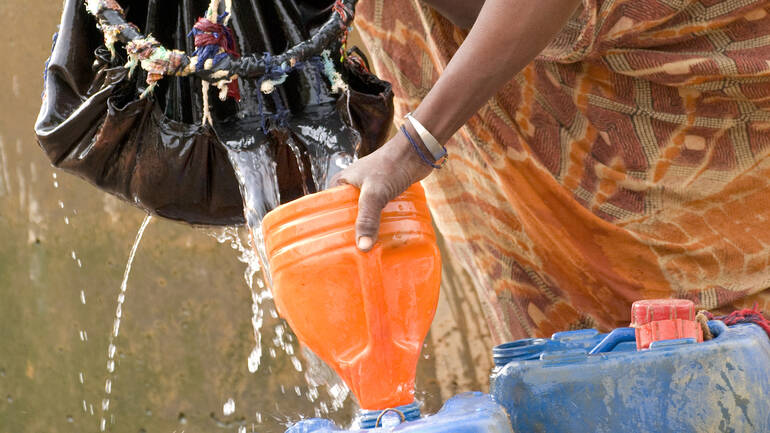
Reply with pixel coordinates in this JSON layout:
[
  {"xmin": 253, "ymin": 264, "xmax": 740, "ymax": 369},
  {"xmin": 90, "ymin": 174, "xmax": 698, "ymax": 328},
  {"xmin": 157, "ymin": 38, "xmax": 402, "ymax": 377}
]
[
  {"xmin": 703, "ymin": 304, "xmax": 770, "ymax": 338},
  {"xmin": 333, "ymin": 0, "xmax": 353, "ymax": 61},
  {"xmin": 332, "ymin": 0, "xmax": 353, "ymax": 24},
  {"xmin": 190, "ymin": 12, "xmax": 241, "ymax": 101}
]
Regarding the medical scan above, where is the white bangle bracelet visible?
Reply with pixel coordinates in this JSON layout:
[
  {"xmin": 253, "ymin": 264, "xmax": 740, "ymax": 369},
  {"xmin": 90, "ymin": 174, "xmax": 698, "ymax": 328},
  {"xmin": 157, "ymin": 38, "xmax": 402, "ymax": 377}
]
[{"xmin": 404, "ymin": 113, "xmax": 447, "ymax": 163}]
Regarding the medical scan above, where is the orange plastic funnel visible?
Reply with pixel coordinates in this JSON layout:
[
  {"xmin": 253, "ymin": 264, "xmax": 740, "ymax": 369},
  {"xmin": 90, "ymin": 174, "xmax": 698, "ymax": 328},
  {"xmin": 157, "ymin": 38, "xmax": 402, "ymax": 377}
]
[{"xmin": 260, "ymin": 183, "xmax": 441, "ymax": 410}]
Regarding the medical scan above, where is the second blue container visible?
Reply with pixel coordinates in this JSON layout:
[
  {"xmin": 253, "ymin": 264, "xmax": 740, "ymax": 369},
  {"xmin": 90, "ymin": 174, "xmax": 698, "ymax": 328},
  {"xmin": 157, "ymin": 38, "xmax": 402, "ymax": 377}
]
[
  {"xmin": 491, "ymin": 321, "xmax": 770, "ymax": 432},
  {"xmin": 285, "ymin": 392, "xmax": 512, "ymax": 433}
]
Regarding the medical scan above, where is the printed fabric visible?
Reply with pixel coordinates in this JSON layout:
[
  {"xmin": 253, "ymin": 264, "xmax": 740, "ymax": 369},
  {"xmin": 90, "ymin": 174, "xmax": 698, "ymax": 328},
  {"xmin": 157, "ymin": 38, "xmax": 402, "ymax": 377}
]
[{"xmin": 356, "ymin": 0, "xmax": 770, "ymax": 341}]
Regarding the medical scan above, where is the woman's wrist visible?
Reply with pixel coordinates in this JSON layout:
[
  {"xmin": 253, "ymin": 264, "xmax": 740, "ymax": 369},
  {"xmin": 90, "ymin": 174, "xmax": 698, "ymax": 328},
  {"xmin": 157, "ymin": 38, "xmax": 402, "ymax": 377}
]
[
  {"xmin": 410, "ymin": 106, "xmax": 452, "ymax": 145},
  {"xmin": 404, "ymin": 113, "xmax": 447, "ymax": 163},
  {"xmin": 389, "ymin": 124, "xmax": 436, "ymax": 175}
]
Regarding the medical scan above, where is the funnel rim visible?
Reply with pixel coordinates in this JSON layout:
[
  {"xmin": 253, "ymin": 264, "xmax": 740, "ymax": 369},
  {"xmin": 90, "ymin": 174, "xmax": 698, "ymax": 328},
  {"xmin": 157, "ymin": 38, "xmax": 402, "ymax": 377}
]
[{"xmin": 262, "ymin": 183, "xmax": 426, "ymax": 236}]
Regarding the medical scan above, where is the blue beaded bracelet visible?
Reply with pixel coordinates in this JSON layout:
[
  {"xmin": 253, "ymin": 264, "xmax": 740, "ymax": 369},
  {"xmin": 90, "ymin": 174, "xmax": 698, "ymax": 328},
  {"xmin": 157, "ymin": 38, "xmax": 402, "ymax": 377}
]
[{"xmin": 400, "ymin": 125, "xmax": 444, "ymax": 169}]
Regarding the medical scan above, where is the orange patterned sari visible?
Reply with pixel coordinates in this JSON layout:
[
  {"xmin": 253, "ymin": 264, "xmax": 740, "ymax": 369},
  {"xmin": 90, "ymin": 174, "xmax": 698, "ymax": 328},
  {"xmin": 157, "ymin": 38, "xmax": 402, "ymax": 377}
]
[{"xmin": 355, "ymin": 0, "xmax": 770, "ymax": 342}]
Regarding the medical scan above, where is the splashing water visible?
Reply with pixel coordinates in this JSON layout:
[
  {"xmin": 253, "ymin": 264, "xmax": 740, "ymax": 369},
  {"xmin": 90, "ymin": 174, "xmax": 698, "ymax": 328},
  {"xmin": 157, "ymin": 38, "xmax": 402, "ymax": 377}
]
[
  {"xmin": 210, "ymin": 225, "xmax": 352, "ymax": 422},
  {"xmin": 211, "ymin": 227, "xmax": 271, "ymax": 373},
  {"xmin": 287, "ymin": 136, "xmax": 311, "ymax": 196},
  {"xmin": 213, "ymin": 116, "xmax": 360, "ymax": 421},
  {"xmin": 98, "ymin": 214, "xmax": 152, "ymax": 431},
  {"xmin": 209, "ymin": 227, "xmax": 350, "ymax": 418},
  {"xmin": 226, "ymin": 145, "xmax": 279, "ymax": 289}
]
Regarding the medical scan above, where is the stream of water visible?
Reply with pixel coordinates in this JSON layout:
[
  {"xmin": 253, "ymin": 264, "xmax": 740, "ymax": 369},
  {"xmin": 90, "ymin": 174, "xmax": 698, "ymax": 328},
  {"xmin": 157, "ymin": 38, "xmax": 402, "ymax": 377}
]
[{"xmin": 99, "ymin": 215, "xmax": 153, "ymax": 431}]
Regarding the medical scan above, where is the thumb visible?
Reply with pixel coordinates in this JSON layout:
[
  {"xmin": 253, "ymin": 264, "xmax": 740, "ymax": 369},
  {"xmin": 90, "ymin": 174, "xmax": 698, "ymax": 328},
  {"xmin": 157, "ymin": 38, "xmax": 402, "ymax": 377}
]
[{"xmin": 355, "ymin": 182, "xmax": 391, "ymax": 252}]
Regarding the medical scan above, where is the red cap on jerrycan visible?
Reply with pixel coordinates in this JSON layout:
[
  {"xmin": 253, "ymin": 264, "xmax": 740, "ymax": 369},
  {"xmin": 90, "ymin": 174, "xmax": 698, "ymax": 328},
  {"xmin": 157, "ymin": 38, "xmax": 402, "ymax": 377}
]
[
  {"xmin": 630, "ymin": 299, "xmax": 703, "ymax": 350},
  {"xmin": 260, "ymin": 183, "xmax": 441, "ymax": 410}
]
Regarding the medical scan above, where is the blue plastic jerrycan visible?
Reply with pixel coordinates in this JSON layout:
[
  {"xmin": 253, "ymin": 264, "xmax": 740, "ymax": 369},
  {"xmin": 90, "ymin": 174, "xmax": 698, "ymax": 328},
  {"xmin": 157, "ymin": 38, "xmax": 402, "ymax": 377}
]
[
  {"xmin": 491, "ymin": 319, "xmax": 770, "ymax": 432},
  {"xmin": 285, "ymin": 392, "xmax": 513, "ymax": 433}
]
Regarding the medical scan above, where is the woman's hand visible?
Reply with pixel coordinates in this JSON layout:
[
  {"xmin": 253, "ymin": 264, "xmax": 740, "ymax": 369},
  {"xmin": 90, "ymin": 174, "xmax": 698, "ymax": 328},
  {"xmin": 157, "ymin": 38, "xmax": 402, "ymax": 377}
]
[
  {"xmin": 332, "ymin": 127, "xmax": 434, "ymax": 251},
  {"xmin": 334, "ymin": 0, "xmax": 581, "ymax": 252}
]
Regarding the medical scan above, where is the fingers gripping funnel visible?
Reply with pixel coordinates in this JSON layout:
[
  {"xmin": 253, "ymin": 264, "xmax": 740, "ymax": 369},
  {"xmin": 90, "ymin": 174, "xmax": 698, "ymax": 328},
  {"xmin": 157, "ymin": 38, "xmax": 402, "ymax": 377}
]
[{"xmin": 261, "ymin": 184, "xmax": 441, "ymax": 410}]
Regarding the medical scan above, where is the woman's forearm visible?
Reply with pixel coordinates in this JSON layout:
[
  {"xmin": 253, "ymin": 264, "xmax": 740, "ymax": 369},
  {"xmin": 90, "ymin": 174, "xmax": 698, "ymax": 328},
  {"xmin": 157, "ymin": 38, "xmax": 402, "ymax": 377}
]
[
  {"xmin": 412, "ymin": 0, "xmax": 582, "ymax": 144},
  {"xmin": 334, "ymin": 0, "xmax": 583, "ymax": 250}
]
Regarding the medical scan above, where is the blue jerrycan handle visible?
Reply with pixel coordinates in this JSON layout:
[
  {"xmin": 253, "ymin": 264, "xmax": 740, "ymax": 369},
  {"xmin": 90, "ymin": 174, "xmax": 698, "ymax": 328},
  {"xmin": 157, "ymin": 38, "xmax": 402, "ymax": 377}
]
[
  {"xmin": 588, "ymin": 320, "xmax": 728, "ymax": 355},
  {"xmin": 588, "ymin": 327, "xmax": 636, "ymax": 355}
]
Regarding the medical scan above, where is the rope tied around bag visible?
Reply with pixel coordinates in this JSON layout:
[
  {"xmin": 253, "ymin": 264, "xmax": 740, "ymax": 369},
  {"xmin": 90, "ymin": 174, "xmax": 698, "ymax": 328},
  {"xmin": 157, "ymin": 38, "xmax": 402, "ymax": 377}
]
[
  {"xmin": 191, "ymin": 1, "xmax": 241, "ymax": 102},
  {"xmin": 87, "ymin": 0, "xmax": 193, "ymax": 97},
  {"xmin": 332, "ymin": 0, "xmax": 353, "ymax": 61},
  {"xmin": 252, "ymin": 51, "xmax": 348, "ymax": 133},
  {"xmin": 125, "ymin": 37, "xmax": 190, "ymax": 98},
  {"xmin": 255, "ymin": 53, "xmax": 293, "ymax": 132},
  {"xmin": 84, "ymin": 0, "xmax": 358, "ymax": 90},
  {"xmin": 84, "ymin": 0, "xmax": 359, "ymax": 128}
]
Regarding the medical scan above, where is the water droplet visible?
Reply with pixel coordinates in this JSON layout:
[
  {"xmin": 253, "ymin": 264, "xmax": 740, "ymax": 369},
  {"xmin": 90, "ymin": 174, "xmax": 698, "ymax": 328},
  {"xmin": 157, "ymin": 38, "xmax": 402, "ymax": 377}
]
[
  {"xmin": 64, "ymin": 216, "xmax": 69, "ymax": 225},
  {"xmin": 82, "ymin": 400, "xmax": 87, "ymax": 412},
  {"xmin": 107, "ymin": 360, "xmax": 115, "ymax": 373},
  {"xmin": 80, "ymin": 290, "xmax": 86, "ymax": 304},
  {"xmin": 178, "ymin": 413, "xmax": 187, "ymax": 424},
  {"xmin": 238, "ymin": 426, "xmax": 246, "ymax": 433},
  {"xmin": 79, "ymin": 372, "xmax": 84, "ymax": 384},
  {"xmin": 102, "ymin": 399, "xmax": 110, "ymax": 411},
  {"xmin": 104, "ymin": 380, "xmax": 112, "ymax": 394},
  {"xmin": 108, "ymin": 344, "xmax": 116, "ymax": 359},
  {"xmin": 58, "ymin": 200, "xmax": 64, "ymax": 208},
  {"xmin": 247, "ymin": 347, "xmax": 261, "ymax": 373},
  {"xmin": 223, "ymin": 398, "xmax": 236, "ymax": 416},
  {"xmin": 99, "ymin": 418, "xmax": 106, "ymax": 431},
  {"xmin": 291, "ymin": 357, "xmax": 303, "ymax": 372}
]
